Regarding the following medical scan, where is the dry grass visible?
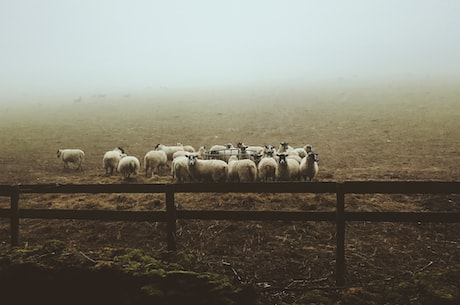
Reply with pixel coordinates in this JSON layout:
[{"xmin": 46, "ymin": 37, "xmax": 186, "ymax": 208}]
[{"xmin": 0, "ymin": 84, "xmax": 459, "ymax": 303}]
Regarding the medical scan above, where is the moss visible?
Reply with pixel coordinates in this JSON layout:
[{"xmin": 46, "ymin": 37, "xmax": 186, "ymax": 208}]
[{"xmin": 0, "ymin": 242, "xmax": 259, "ymax": 305}]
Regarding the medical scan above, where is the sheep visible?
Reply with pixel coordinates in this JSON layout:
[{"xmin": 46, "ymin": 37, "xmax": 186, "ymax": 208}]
[
  {"xmin": 294, "ymin": 147, "xmax": 308, "ymax": 158},
  {"xmin": 171, "ymin": 155, "xmax": 191, "ymax": 183},
  {"xmin": 209, "ymin": 143, "xmax": 234, "ymax": 152},
  {"xmin": 144, "ymin": 150, "xmax": 168, "ymax": 178},
  {"xmin": 257, "ymin": 151, "xmax": 278, "ymax": 182},
  {"xmin": 263, "ymin": 145, "xmax": 276, "ymax": 156},
  {"xmin": 237, "ymin": 142, "xmax": 265, "ymax": 154},
  {"xmin": 299, "ymin": 152, "xmax": 319, "ymax": 181},
  {"xmin": 172, "ymin": 150, "xmax": 188, "ymax": 160},
  {"xmin": 185, "ymin": 154, "xmax": 228, "ymax": 183},
  {"xmin": 237, "ymin": 142, "xmax": 265, "ymax": 160},
  {"xmin": 117, "ymin": 155, "xmax": 141, "ymax": 179},
  {"xmin": 275, "ymin": 153, "xmax": 300, "ymax": 181},
  {"xmin": 227, "ymin": 155, "xmax": 258, "ymax": 182},
  {"xmin": 294, "ymin": 144, "xmax": 314, "ymax": 158},
  {"xmin": 304, "ymin": 144, "xmax": 314, "ymax": 154},
  {"xmin": 102, "ymin": 147, "xmax": 125, "ymax": 175},
  {"xmin": 278, "ymin": 142, "xmax": 298, "ymax": 156},
  {"xmin": 196, "ymin": 146, "xmax": 207, "ymax": 159},
  {"xmin": 207, "ymin": 143, "xmax": 239, "ymax": 162},
  {"xmin": 57, "ymin": 149, "xmax": 85, "ymax": 171},
  {"xmin": 154, "ymin": 144, "xmax": 184, "ymax": 161},
  {"xmin": 177, "ymin": 143, "xmax": 196, "ymax": 153},
  {"xmin": 287, "ymin": 154, "xmax": 302, "ymax": 164},
  {"xmin": 238, "ymin": 145, "xmax": 251, "ymax": 160}
]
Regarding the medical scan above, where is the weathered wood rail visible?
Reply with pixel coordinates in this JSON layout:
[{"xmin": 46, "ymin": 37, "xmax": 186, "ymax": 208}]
[{"xmin": 0, "ymin": 181, "xmax": 459, "ymax": 287}]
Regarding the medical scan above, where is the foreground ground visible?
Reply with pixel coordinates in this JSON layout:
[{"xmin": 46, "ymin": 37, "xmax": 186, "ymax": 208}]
[{"xmin": 0, "ymin": 84, "xmax": 459, "ymax": 304}]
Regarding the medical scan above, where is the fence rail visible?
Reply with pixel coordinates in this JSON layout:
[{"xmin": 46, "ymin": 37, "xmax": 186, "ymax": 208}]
[{"xmin": 0, "ymin": 181, "xmax": 459, "ymax": 287}]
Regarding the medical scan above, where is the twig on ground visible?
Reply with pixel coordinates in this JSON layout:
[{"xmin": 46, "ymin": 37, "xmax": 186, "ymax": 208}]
[{"xmin": 78, "ymin": 251, "xmax": 97, "ymax": 263}]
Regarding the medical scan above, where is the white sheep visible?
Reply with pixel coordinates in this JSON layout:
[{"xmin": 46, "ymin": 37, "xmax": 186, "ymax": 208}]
[
  {"xmin": 294, "ymin": 147, "xmax": 308, "ymax": 158},
  {"xmin": 186, "ymin": 154, "xmax": 228, "ymax": 183},
  {"xmin": 196, "ymin": 146, "xmax": 207, "ymax": 159},
  {"xmin": 172, "ymin": 150, "xmax": 188, "ymax": 160},
  {"xmin": 299, "ymin": 152, "xmax": 319, "ymax": 181},
  {"xmin": 177, "ymin": 143, "xmax": 196, "ymax": 153},
  {"xmin": 276, "ymin": 153, "xmax": 300, "ymax": 181},
  {"xmin": 171, "ymin": 155, "xmax": 191, "ymax": 183},
  {"xmin": 144, "ymin": 150, "xmax": 168, "ymax": 178},
  {"xmin": 207, "ymin": 143, "xmax": 239, "ymax": 162},
  {"xmin": 227, "ymin": 155, "xmax": 258, "ymax": 182},
  {"xmin": 294, "ymin": 144, "xmax": 314, "ymax": 158},
  {"xmin": 257, "ymin": 152, "xmax": 278, "ymax": 182},
  {"xmin": 155, "ymin": 144, "xmax": 184, "ymax": 161},
  {"xmin": 102, "ymin": 147, "xmax": 125, "ymax": 175},
  {"xmin": 209, "ymin": 143, "xmax": 234, "ymax": 151},
  {"xmin": 57, "ymin": 149, "xmax": 85, "ymax": 171},
  {"xmin": 238, "ymin": 145, "xmax": 251, "ymax": 160},
  {"xmin": 117, "ymin": 155, "xmax": 141, "ymax": 179},
  {"xmin": 287, "ymin": 154, "xmax": 302, "ymax": 164},
  {"xmin": 237, "ymin": 142, "xmax": 265, "ymax": 155},
  {"xmin": 237, "ymin": 142, "xmax": 266, "ymax": 161},
  {"xmin": 278, "ymin": 142, "xmax": 298, "ymax": 156},
  {"xmin": 263, "ymin": 145, "xmax": 276, "ymax": 156}
]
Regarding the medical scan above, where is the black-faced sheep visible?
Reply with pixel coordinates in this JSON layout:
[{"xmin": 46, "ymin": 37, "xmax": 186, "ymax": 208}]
[
  {"xmin": 57, "ymin": 149, "xmax": 85, "ymax": 171},
  {"xmin": 299, "ymin": 152, "xmax": 319, "ymax": 181},
  {"xmin": 276, "ymin": 153, "xmax": 300, "ymax": 181}
]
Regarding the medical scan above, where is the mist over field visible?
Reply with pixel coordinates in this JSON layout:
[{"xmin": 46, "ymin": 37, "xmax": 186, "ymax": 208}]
[
  {"xmin": 1, "ymin": 0, "xmax": 460, "ymax": 104},
  {"xmin": 1, "ymin": 3, "xmax": 460, "ymax": 303},
  {"xmin": 0, "ymin": 0, "xmax": 458, "ymax": 197}
]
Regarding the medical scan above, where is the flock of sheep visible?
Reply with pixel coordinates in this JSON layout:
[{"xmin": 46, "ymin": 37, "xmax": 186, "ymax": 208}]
[{"xmin": 56, "ymin": 141, "xmax": 319, "ymax": 183}]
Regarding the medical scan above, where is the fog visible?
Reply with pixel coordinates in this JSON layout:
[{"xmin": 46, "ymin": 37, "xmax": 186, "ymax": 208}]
[{"xmin": 1, "ymin": 0, "xmax": 460, "ymax": 104}]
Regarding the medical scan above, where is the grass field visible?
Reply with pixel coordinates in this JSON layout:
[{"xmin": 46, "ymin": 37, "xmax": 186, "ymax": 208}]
[{"xmin": 0, "ymin": 83, "xmax": 459, "ymax": 304}]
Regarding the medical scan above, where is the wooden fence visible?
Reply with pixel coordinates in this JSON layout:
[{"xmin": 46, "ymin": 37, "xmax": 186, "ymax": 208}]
[{"xmin": 0, "ymin": 181, "xmax": 459, "ymax": 287}]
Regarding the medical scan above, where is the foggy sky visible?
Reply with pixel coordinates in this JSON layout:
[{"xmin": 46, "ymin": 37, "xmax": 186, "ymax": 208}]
[{"xmin": 1, "ymin": 0, "xmax": 460, "ymax": 102}]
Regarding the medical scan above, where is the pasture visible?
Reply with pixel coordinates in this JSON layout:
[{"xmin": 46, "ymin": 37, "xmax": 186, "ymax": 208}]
[{"xmin": 0, "ymin": 84, "xmax": 459, "ymax": 304}]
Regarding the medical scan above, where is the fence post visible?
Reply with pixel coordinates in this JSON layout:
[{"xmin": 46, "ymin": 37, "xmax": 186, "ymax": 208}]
[
  {"xmin": 336, "ymin": 182, "xmax": 346, "ymax": 287},
  {"xmin": 10, "ymin": 186, "xmax": 20, "ymax": 247},
  {"xmin": 165, "ymin": 184, "xmax": 177, "ymax": 251}
]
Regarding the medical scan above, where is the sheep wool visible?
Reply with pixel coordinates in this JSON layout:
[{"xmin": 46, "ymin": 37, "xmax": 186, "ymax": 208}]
[
  {"xmin": 300, "ymin": 153, "xmax": 319, "ymax": 181},
  {"xmin": 276, "ymin": 153, "xmax": 300, "ymax": 181},
  {"xmin": 57, "ymin": 149, "xmax": 85, "ymax": 171},
  {"xmin": 102, "ymin": 147, "xmax": 125, "ymax": 175},
  {"xmin": 186, "ymin": 154, "xmax": 228, "ymax": 183},
  {"xmin": 144, "ymin": 150, "xmax": 168, "ymax": 178},
  {"xmin": 117, "ymin": 156, "xmax": 141, "ymax": 179},
  {"xmin": 227, "ymin": 156, "xmax": 258, "ymax": 183}
]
